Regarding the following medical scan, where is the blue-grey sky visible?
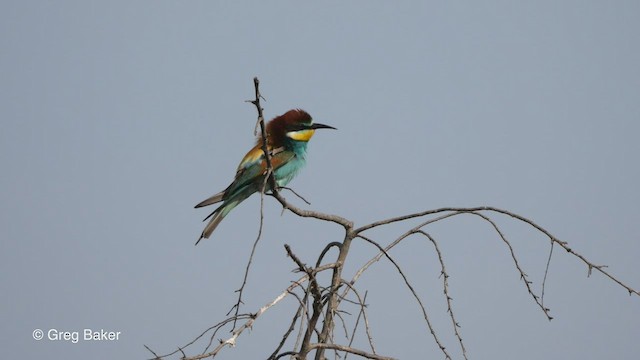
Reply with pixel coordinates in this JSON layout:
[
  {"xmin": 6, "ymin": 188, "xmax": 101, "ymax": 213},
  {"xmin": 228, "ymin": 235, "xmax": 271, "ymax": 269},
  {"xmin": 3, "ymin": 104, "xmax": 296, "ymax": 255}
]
[{"xmin": 1, "ymin": 1, "xmax": 639, "ymax": 359}]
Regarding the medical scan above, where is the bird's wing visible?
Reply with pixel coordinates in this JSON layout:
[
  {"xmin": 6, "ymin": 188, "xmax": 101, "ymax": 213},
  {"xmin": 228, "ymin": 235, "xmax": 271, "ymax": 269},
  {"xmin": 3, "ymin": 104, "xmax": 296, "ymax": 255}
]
[
  {"xmin": 236, "ymin": 145, "xmax": 287, "ymax": 171},
  {"xmin": 225, "ymin": 145, "xmax": 294, "ymax": 198},
  {"xmin": 195, "ymin": 146, "xmax": 293, "ymax": 209}
]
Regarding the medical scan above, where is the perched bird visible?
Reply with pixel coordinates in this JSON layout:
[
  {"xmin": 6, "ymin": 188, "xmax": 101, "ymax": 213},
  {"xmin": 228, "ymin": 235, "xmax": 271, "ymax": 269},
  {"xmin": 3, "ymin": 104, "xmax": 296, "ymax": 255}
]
[{"xmin": 195, "ymin": 109, "xmax": 336, "ymax": 244}]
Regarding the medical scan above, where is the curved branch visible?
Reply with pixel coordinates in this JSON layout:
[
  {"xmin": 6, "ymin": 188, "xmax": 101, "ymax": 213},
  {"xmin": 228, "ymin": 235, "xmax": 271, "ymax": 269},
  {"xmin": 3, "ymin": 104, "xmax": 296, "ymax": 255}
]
[
  {"xmin": 355, "ymin": 234, "xmax": 452, "ymax": 359},
  {"xmin": 357, "ymin": 207, "xmax": 639, "ymax": 297},
  {"xmin": 415, "ymin": 230, "xmax": 467, "ymax": 360},
  {"xmin": 308, "ymin": 343, "xmax": 397, "ymax": 360},
  {"xmin": 270, "ymin": 191, "xmax": 354, "ymax": 231},
  {"xmin": 340, "ymin": 284, "xmax": 376, "ymax": 356},
  {"xmin": 465, "ymin": 211, "xmax": 552, "ymax": 319}
]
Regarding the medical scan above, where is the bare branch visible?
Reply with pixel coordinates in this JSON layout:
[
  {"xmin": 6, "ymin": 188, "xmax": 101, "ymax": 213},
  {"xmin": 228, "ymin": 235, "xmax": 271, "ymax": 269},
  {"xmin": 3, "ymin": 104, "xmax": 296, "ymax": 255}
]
[
  {"xmin": 466, "ymin": 211, "xmax": 553, "ymax": 320},
  {"xmin": 279, "ymin": 186, "xmax": 312, "ymax": 205},
  {"xmin": 308, "ymin": 343, "xmax": 397, "ymax": 360},
  {"xmin": 226, "ymin": 76, "xmax": 274, "ymax": 329},
  {"xmin": 350, "ymin": 212, "xmax": 460, "ymax": 287},
  {"xmin": 357, "ymin": 207, "xmax": 639, "ymax": 298},
  {"xmin": 269, "ymin": 190, "xmax": 353, "ymax": 231},
  {"xmin": 541, "ymin": 240, "xmax": 555, "ymax": 313},
  {"xmin": 144, "ymin": 344, "xmax": 161, "ymax": 359},
  {"xmin": 268, "ymin": 290, "xmax": 307, "ymax": 360},
  {"xmin": 342, "ymin": 285, "xmax": 376, "ymax": 357},
  {"xmin": 312, "ymin": 232, "xmax": 356, "ymax": 360},
  {"xmin": 182, "ymin": 276, "xmax": 312, "ymax": 360},
  {"xmin": 356, "ymin": 234, "xmax": 452, "ymax": 359},
  {"xmin": 416, "ymin": 230, "xmax": 467, "ymax": 360},
  {"xmin": 227, "ymin": 220, "xmax": 265, "ymax": 327}
]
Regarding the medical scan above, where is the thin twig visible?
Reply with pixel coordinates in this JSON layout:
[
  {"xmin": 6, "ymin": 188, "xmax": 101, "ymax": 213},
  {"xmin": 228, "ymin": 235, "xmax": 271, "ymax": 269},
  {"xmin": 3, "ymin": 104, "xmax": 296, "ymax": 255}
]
[
  {"xmin": 146, "ymin": 316, "xmax": 250, "ymax": 359},
  {"xmin": 279, "ymin": 186, "xmax": 312, "ymax": 205},
  {"xmin": 226, "ymin": 77, "xmax": 273, "ymax": 329},
  {"xmin": 227, "ymin": 218, "xmax": 265, "ymax": 327},
  {"xmin": 416, "ymin": 230, "xmax": 467, "ymax": 360},
  {"xmin": 467, "ymin": 211, "xmax": 553, "ymax": 320},
  {"xmin": 312, "ymin": 232, "xmax": 356, "ymax": 360},
  {"xmin": 541, "ymin": 240, "xmax": 555, "ymax": 310},
  {"xmin": 349, "ymin": 212, "xmax": 460, "ymax": 288},
  {"xmin": 356, "ymin": 234, "xmax": 452, "ymax": 359},
  {"xmin": 182, "ymin": 276, "xmax": 313, "ymax": 360},
  {"xmin": 268, "ymin": 290, "xmax": 306, "ymax": 360},
  {"xmin": 144, "ymin": 344, "xmax": 161, "ymax": 359},
  {"xmin": 358, "ymin": 207, "xmax": 639, "ymax": 301},
  {"xmin": 343, "ymin": 285, "xmax": 376, "ymax": 358}
]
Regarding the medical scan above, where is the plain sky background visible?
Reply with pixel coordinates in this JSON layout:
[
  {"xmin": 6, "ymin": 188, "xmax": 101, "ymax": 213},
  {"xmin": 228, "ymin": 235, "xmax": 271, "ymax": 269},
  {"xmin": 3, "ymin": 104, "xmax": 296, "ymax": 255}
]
[{"xmin": 1, "ymin": 1, "xmax": 639, "ymax": 359}]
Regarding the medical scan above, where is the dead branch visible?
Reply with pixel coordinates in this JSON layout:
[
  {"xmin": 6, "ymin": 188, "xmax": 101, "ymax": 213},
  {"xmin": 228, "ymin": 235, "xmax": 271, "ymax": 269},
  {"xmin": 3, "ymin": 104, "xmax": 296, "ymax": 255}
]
[
  {"xmin": 307, "ymin": 343, "xmax": 397, "ymax": 360},
  {"xmin": 150, "ymin": 79, "xmax": 638, "ymax": 360}
]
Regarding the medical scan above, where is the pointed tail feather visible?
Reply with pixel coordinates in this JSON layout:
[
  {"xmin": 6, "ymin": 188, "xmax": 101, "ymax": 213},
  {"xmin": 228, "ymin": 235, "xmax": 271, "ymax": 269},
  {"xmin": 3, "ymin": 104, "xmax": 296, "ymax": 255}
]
[
  {"xmin": 195, "ymin": 200, "xmax": 240, "ymax": 245},
  {"xmin": 196, "ymin": 211, "xmax": 225, "ymax": 245},
  {"xmin": 195, "ymin": 191, "xmax": 225, "ymax": 208}
]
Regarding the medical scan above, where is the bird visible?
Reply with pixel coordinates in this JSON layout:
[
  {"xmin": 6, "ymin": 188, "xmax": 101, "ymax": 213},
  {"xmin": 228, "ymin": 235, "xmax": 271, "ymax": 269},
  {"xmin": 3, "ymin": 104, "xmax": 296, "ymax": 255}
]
[{"xmin": 194, "ymin": 109, "xmax": 336, "ymax": 244}]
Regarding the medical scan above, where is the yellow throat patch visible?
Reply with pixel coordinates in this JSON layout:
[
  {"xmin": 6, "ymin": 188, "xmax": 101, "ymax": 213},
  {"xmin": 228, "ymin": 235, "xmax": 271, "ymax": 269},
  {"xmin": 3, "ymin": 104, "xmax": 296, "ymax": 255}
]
[{"xmin": 286, "ymin": 129, "xmax": 315, "ymax": 142}]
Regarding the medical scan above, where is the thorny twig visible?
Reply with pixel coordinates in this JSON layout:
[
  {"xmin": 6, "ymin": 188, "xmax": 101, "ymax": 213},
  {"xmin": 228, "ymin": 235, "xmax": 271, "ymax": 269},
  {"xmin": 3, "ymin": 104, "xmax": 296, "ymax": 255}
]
[{"xmin": 416, "ymin": 230, "xmax": 467, "ymax": 360}]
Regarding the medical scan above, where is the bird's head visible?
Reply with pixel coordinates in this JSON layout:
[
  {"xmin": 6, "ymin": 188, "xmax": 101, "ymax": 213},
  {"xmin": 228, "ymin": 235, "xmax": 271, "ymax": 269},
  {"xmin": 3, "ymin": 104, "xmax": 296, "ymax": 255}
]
[{"xmin": 264, "ymin": 109, "xmax": 336, "ymax": 147}]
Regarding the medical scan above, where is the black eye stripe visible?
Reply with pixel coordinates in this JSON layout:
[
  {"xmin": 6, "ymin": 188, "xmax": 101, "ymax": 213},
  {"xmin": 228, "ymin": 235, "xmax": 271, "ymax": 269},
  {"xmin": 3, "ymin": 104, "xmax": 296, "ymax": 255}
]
[{"xmin": 287, "ymin": 123, "xmax": 311, "ymax": 131}]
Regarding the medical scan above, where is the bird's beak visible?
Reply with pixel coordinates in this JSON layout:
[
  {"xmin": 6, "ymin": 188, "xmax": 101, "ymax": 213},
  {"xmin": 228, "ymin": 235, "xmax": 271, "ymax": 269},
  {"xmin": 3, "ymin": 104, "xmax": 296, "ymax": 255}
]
[{"xmin": 310, "ymin": 123, "xmax": 337, "ymax": 130}]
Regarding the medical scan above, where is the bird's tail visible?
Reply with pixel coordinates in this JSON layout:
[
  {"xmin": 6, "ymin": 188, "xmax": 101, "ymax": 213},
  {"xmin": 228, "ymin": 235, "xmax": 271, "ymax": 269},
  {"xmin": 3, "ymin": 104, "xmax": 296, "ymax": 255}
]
[
  {"xmin": 195, "ymin": 200, "xmax": 240, "ymax": 245},
  {"xmin": 194, "ymin": 191, "xmax": 225, "ymax": 208}
]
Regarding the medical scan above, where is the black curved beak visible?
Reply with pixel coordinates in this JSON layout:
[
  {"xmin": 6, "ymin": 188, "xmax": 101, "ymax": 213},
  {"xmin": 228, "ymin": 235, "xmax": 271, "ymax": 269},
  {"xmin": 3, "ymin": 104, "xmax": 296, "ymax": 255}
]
[{"xmin": 310, "ymin": 123, "xmax": 337, "ymax": 130}]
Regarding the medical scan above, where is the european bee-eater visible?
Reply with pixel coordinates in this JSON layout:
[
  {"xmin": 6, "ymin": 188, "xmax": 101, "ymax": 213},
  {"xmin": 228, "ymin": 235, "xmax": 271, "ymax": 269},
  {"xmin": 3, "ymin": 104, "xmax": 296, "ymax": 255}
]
[{"xmin": 195, "ymin": 109, "xmax": 336, "ymax": 244}]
